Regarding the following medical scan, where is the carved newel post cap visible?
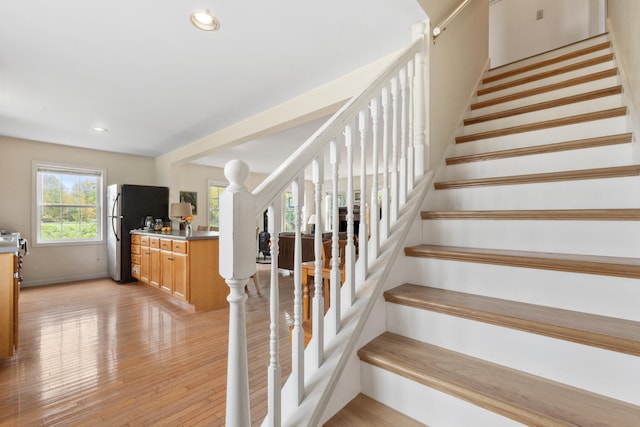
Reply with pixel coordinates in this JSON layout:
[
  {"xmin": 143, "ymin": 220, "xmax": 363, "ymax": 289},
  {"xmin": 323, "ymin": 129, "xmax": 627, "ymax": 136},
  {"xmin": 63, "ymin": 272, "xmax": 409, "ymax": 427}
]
[{"xmin": 224, "ymin": 159, "xmax": 249, "ymax": 192}]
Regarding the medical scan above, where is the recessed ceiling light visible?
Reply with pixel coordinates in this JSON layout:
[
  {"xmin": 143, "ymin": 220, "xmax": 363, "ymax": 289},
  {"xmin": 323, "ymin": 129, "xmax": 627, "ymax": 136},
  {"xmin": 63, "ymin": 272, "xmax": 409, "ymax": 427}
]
[
  {"xmin": 92, "ymin": 127, "xmax": 108, "ymax": 132},
  {"xmin": 191, "ymin": 10, "xmax": 220, "ymax": 31}
]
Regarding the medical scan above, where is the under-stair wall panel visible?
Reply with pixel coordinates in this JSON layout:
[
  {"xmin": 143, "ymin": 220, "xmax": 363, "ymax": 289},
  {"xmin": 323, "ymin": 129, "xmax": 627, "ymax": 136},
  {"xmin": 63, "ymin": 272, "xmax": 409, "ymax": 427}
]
[
  {"xmin": 451, "ymin": 116, "xmax": 629, "ymax": 155},
  {"xmin": 421, "ymin": 219, "xmax": 640, "ymax": 257},
  {"xmin": 475, "ymin": 61, "xmax": 617, "ymax": 103},
  {"xmin": 468, "ymin": 74, "xmax": 621, "ymax": 118},
  {"xmin": 401, "ymin": 255, "xmax": 640, "ymax": 322},
  {"xmin": 483, "ymin": 34, "xmax": 610, "ymax": 79},
  {"xmin": 385, "ymin": 302, "xmax": 640, "ymax": 405},
  {"xmin": 360, "ymin": 362, "xmax": 521, "ymax": 427},
  {"xmin": 440, "ymin": 143, "xmax": 634, "ymax": 181},
  {"xmin": 425, "ymin": 176, "xmax": 640, "ymax": 210}
]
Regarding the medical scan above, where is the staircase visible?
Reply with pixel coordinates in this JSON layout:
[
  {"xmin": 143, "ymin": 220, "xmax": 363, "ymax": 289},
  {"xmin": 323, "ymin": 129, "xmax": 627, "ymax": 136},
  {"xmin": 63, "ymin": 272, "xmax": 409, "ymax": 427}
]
[{"xmin": 333, "ymin": 34, "xmax": 640, "ymax": 426}]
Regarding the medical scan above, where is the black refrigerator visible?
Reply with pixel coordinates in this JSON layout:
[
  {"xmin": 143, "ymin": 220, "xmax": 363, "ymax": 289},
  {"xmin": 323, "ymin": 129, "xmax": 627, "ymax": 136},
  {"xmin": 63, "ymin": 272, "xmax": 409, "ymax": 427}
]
[{"xmin": 107, "ymin": 184, "xmax": 169, "ymax": 283}]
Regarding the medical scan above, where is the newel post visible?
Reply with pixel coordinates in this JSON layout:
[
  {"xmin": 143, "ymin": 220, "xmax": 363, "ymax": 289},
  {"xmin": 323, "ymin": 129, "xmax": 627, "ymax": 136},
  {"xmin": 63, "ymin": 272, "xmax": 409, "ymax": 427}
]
[{"xmin": 220, "ymin": 159, "xmax": 255, "ymax": 427}]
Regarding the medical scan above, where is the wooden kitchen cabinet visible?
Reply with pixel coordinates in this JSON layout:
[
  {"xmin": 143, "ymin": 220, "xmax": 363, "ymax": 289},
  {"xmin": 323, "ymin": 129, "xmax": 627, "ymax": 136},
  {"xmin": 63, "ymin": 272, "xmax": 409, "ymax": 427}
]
[
  {"xmin": 131, "ymin": 232, "xmax": 225, "ymax": 311},
  {"xmin": 131, "ymin": 234, "xmax": 141, "ymax": 279},
  {"xmin": 139, "ymin": 235, "xmax": 150, "ymax": 284},
  {"xmin": 159, "ymin": 239, "xmax": 188, "ymax": 300},
  {"xmin": 1, "ymin": 253, "xmax": 18, "ymax": 358}
]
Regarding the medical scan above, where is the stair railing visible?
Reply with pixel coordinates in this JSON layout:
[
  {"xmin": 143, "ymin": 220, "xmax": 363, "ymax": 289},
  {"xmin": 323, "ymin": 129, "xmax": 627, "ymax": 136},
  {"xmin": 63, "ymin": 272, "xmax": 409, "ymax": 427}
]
[
  {"xmin": 220, "ymin": 19, "xmax": 431, "ymax": 426},
  {"xmin": 432, "ymin": 0, "xmax": 475, "ymax": 39}
]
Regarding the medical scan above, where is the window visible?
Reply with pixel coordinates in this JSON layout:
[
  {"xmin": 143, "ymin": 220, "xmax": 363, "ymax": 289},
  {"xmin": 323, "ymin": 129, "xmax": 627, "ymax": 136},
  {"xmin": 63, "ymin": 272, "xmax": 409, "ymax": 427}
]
[
  {"xmin": 208, "ymin": 182, "xmax": 226, "ymax": 229},
  {"xmin": 34, "ymin": 162, "xmax": 104, "ymax": 244},
  {"xmin": 283, "ymin": 191, "xmax": 295, "ymax": 232}
]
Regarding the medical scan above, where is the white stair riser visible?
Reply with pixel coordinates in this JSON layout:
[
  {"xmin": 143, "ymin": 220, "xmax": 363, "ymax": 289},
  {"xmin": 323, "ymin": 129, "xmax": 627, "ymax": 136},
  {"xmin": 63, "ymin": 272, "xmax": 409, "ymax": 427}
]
[
  {"xmin": 360, "ymin": 363, "xmax": 521, "ymax": 427},
  {"xmin": 476, "ymin": 61, "xmax": 616, "ymax": 103},
  {"xmin": 386, "ymin": 304, "xmax": 640, "ymax": 406},
  {"xmin": 484, "ymin": 35, "xmax": 610, "ymax": 78},
  {"xmin": 421, "ymin": 219, "xmax": 640, "ymax": 257},
  {"xmin": 451, "ymin": 117, "xmax": 629, "ymax": 156},
  {"xmin": 468, "ymin": 76, "xmax": 620, "ymax": 118},
  {"xmin": 443, "ymin": 144, "xmax": 634, "ymax": 181},
  {"xmin": 481, "ymin": 49, "xmax": 614, "ymax": 90},
  {"xmin": 461, "ymin": 95, "xmax": 624, "ymax": 135},
  {"xmin": 425, "ymin": 176, "xmax": 640, "ymax": 210},
  {"xmin": 402, "ymin": 256, "xmax": 640, "ymax": 322}
]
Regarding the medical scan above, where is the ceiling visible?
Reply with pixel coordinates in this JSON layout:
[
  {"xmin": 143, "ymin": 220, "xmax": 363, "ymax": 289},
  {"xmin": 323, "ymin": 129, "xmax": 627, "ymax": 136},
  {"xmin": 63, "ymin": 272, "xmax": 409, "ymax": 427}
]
[{"xmin": 0, "ymin": 1, "xmax": 426, "ymax": 173}]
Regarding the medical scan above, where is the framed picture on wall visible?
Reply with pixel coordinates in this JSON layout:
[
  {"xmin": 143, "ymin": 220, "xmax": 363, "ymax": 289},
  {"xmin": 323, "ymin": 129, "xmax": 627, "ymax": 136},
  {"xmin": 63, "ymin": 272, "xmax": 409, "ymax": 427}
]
[{"xmin": 180, "ymin": 191, "xmax": 198, "ymax": 215}]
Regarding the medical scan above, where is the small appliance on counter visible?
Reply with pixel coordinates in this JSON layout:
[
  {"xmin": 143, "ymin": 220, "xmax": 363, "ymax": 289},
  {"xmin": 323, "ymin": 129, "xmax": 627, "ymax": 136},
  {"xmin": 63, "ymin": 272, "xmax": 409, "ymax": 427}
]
[{"xmin": 106, "ymin": 184, "xmax": 169, "ymax": 283}]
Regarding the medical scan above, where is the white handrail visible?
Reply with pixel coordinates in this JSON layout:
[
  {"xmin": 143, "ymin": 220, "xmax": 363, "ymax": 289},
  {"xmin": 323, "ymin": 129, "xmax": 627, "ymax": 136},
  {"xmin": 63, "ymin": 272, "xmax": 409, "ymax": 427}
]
[{"xmin": 433, "ymin": 0, "xmax": 475, "ymax": 39}]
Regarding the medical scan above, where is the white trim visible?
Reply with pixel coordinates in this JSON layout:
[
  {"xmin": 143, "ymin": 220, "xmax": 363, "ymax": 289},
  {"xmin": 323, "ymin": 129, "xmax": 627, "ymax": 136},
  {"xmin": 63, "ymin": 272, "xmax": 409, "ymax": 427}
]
[{"xmin": 32, "ymin": 160, "xmax": 106, "ymax": 247}]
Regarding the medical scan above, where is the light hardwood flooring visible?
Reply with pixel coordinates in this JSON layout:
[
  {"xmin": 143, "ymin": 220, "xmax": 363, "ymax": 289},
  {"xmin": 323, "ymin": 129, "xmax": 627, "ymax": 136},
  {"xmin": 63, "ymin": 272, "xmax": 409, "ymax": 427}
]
[{"xmin": 0, "ymin": 264, "xmax": 292, "ymax": 426}]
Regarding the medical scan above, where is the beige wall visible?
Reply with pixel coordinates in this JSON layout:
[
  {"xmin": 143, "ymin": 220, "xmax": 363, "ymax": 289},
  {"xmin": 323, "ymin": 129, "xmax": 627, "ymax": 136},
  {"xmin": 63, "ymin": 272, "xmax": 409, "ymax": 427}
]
[
  {"xmin": 607, "ymin": 0, "xmax": 640, "ymax": 131},
  {"xmin": 0, "ymin": 136, "xmax": 268, "ymax": 286},
  {"xmin": 419, "ymin": 0, "xmax": 490, "ymax": 169},
  {"xmin": 1, "ymin": 136, "xmax": 156, "ymax": 286}
]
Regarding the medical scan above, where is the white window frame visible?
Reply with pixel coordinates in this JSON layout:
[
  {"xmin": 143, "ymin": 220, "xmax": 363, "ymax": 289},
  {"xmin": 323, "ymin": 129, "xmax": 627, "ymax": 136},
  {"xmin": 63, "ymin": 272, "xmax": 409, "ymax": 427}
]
[
  {"xmin": 207, "ymin": 180, "xmax": 226, "ymax": 229},
  {"xmin": 33, "ymin": 161, "xmax": 106, "ymax": 246}
]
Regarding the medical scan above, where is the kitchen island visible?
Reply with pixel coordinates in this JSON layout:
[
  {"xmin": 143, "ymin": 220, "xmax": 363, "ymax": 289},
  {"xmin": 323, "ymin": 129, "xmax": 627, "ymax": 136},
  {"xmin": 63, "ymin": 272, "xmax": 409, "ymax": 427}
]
[{"xmin": 130, "ymin": 230, "xmax": 227, "ymax": 311}]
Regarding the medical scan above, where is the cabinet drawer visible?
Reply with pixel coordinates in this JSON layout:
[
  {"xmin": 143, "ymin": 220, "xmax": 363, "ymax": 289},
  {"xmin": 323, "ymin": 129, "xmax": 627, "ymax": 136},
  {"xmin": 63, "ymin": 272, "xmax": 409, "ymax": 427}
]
[
  {"xmin": 131, "ymin": 254, "xmax": 141, "ymax": 264},
  {"xmin": 149, "ymin": 237, "xmax": 160, "ymax": 248},
  {"xmin": 159, "ymin": 239, "xmax": 172, "ymax": 250},
  {"xmin": 131, "ymin": 245, "xmax": 141, "ymax": 255},
  {"xmin": 140, "ymin": 235, "xmax": 150, "ymax": 246},
  {"xmin": 131, "ymin": 234, "xmax": 141, "ymax": 245},
  {"xmin": 172, "ymin": 240, "xmax": 188, "ymax": 254}
]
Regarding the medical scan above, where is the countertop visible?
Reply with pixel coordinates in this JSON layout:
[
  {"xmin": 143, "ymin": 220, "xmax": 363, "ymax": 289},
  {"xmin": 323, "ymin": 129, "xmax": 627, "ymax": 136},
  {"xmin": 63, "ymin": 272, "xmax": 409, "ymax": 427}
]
[{"xmin": 130, "ymin": 229, "xmax": 219, "ymax": 240}]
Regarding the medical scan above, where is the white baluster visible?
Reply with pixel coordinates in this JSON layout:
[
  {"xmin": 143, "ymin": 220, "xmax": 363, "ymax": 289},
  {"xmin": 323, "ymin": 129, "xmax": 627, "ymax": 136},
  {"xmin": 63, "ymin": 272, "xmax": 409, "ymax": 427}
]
[
  {"xmin": 407, "ymin": 59, "xmax": 415, "ymax": 191},
  {"xmin": 358, "ymin": 110, "xmax": 368, "ymax": 276},
  {"xmin": 399, "ymin": 67, "xmax": 408, "ymax": 206},
  {"xmin": 390, "ymin": 77, "xmax": 399, "ymax": 224},
  {"xmin": 343, "ymin": 124, "xmax": 356, "ymax": 308},
  {"xmin": 413, "ymin": 20, "xmax": 428, "ymax": 176},
  {"xmin": 380, "ymin": 86, "xmax": 390, "ymax": 241},
  {"xmin": 327, "ymin": 140, "xmax": 341, "ymax": 338},
  {"xmin": 291, "ymin": 174, "xmax": 305, "ymax": 404},
  {"xmin": 369, "ymin": 97, "xmax": 380, "ymax": 259},
  {"xmin": 267, "ymin": 200, "xmax": 281, "ymax": 426},
  {"xmin": 311, "ymin": 156, "xmax": 324, "ymax": 368},
  {"xmin": 219, "ymin": 160, "xmax": 254, "ymax": 427}
]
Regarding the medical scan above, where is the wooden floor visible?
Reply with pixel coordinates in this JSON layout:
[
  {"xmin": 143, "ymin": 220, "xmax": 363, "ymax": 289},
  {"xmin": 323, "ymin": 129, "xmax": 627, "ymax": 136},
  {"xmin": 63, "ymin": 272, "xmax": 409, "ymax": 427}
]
[{"xmin": 0, "ymin": 264, "xmax": 292, "ymax": 426}]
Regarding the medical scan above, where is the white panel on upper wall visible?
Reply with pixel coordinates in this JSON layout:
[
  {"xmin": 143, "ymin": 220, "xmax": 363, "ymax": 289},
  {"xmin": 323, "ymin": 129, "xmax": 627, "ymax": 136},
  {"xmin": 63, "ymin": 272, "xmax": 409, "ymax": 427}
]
[{"xmin": 489, "ymin": 0, "xmax": 606, "ymax": 68}]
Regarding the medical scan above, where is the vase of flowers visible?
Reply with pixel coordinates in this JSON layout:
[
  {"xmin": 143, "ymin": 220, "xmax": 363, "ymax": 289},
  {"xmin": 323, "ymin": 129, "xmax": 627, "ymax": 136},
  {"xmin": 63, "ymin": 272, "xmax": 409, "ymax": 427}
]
[{"xmin": 182, "ymin": 215, "xmax": 193, "ymax": 235}]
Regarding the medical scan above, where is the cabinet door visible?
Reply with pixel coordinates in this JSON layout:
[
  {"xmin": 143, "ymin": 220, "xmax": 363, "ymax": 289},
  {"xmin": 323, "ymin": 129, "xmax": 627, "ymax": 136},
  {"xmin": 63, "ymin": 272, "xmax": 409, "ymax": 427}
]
[
  {"xmin": 149, "ymin": 247, "xmax": 161, "ymax": 288},
  {"xmin": 160, "ymin": 250, "xmax": 173, "ymax": 294},
  {"xmin": 140, "ymin": 246, "xmax": 150, "ymax": 284},
  {"xmin": 173, "ymin": 252, "xmax": 188, "ymax": 301}
]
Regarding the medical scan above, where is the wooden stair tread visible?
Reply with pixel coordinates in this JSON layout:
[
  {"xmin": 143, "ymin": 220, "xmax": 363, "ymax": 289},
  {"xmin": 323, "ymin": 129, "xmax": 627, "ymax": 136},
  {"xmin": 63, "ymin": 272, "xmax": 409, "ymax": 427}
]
[
  {"xmin": 385, "ymin": 284, "xmax": 640, "ymax": 356},
  {"xmin": 464, "ymin": 86, "xmax": 622, "ymax": 126},
  {"xmin": 434, "ymin": 165, "xmax": 640, "ymax": 189},
  {"xmin": 324, "ymin": 393, "xmax": 426, "ymax": 426},
  {"xmin": 446, "ymin": 133, "xmax": 633, "ymax": 165},
  {"xmin": 358, "ymin": 332, "xmax": 640, "ymax": 427},
  {"xmin": 483, "ymin": 41, "xmax": 611, "ymax": 84},
  {"xmin": 455, "ymin": 107, "xmax": 627, "ymax": 144},
  {"xmin": 404, "ymin": 244, "xmax": 640, "ymax": 279},
  {"xmin": 471, "ymin": 68, "xmax": 619, "ymax": 111},
  {"xmin": 477, "ymin": 53, "xmax": 614, "ymax": 96},
  {"xmin": 421, "ymin": 208, "xmax": 640, "ymax": 221}
]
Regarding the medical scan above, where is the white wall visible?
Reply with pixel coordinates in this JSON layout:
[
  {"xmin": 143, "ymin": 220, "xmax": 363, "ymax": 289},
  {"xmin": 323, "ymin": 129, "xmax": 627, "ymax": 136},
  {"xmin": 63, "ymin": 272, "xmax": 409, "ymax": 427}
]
[
  {"xmin": 1, "ymin": 136, "xmax": 157, "ymax": 286},
  {"xmin": 607, "ymin": 0, "xmax": 640, "ymax": 139},
  {"xmin": 419, "ymin": 0, "xmax": 490, "ymax": 170},
  {"xmin": 489, "ymin": 0, "xmax": 606, "ymax": 68}
]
